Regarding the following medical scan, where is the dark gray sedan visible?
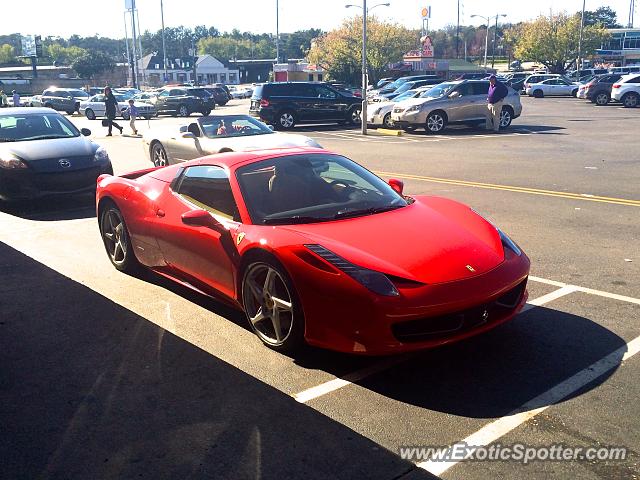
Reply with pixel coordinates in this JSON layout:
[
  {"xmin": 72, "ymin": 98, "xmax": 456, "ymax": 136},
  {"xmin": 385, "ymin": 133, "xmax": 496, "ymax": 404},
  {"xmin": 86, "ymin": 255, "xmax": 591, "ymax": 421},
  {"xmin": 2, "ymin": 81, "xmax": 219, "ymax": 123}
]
[{"xmin": 0, "ymin": 108, "xmax": 113, "ymax": 201}]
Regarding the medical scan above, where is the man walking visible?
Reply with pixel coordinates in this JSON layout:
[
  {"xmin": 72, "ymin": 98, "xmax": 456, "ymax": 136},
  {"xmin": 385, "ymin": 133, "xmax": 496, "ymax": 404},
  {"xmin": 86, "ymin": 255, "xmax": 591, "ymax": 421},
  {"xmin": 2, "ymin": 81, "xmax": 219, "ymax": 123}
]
[
  {"xmin": 12, "ymin": 90, "xmax": 20, "ymax": 107},
  {"xmin": 486, "ymin": 74, "xmax": 508, "ymax": 132}
]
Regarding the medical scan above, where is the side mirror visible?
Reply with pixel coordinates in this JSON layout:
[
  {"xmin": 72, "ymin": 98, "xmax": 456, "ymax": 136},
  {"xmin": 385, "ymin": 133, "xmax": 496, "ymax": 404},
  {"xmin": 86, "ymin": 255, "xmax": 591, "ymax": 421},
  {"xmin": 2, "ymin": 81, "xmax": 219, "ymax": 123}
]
[
  {"xmin": 388, "ymin": 178, "xmax": 404, "ymax": 195},
  {"xmin": 449, "ymin": 91, "xmax": 461, "ymax": 99},
  {"xmin": 80, "ymin": 128, "xmax": 91, "ymax": 136},
  {"xmin": 181, "ymin": 209, "xmax": 225, "ymax": 232},
  {"xmin": 181, "ymin": 132, "xmax": 195, "ymax": 139}
]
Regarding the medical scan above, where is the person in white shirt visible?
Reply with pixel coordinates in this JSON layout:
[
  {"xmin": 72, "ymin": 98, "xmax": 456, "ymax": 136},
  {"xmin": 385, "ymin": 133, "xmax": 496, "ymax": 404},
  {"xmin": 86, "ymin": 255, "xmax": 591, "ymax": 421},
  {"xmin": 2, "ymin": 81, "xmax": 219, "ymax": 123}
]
[{"xmin": 12, "ymin": 90, "xmax": 20, "ymax": 107}]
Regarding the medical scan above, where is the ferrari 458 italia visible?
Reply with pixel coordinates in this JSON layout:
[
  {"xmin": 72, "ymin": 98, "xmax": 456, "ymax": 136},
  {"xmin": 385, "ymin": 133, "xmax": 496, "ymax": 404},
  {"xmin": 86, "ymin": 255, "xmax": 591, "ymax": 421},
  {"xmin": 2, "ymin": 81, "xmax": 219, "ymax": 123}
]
[{"xmin": 96, "ymin": 147, "xmax": 529, "ymax": 354}]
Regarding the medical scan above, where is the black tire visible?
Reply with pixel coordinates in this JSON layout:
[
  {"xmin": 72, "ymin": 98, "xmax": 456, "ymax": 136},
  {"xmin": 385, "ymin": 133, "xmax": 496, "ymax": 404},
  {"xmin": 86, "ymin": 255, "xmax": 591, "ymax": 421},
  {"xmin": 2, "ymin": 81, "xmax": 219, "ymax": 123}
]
[
  {"xmin": 241, "ymin": 257, "xmax": 305, "ymax": 353},
  {"xmin": 276, "ymin": 110, "xmax": 296, "ymax": 130},
  {"xmin": 499, "ymin": 106, "xmax": 513, "ymax": 129},
  {"xmin": 151, "ymin": 142, "xmax": 169, "ymax": 167},
  {"xmin": 66, "ymin": 110, "xmax": 75, "ymax": 116},
  {"xmin": 200, "ymin": 109, "xmax": 211, "ymax": 116},
  {"xmin": 571, "ymin": 89, "xmax": 578, "ymax": 97},
  {"xmin": 121, "ymin": 110, "xmax": 130, "ymax": 120},
  {"xmin": 402, "ymin": 125, "xmax": 417, "ymax": 132},
  {"xmin": 593, "ymin": 92, "xmax": 610, "ymax": 106},
  {"xmin": 382, "ymin": 112, "xmax": 393, "ymax": 128},
  {"xmin": 621, "ymin": 92, "xmax": 639, "ymax": 108},
  {"xmin": 99, "ymin": 203, "xmax": 139, "ymax": 273},
  {"xmin": 85, "ymin": 108, "xmax": 96, "ymax": 120},
  {"xmin": 143, "ymin": 115, "xmax": 152, "ymax": 120},
  {"xmin": 425, "ymin": 111, "xmax": 447, "ymax": 134},
  {"xmin": 347, "ymin": 105, "xmax": 362, "ymax": 125},
  {"xmin": 219, "ymin": 101, "xmax": 228, "ymax": 106},
  {"xmin": 178, "ymin": 104, "xmax": 190, "ymax": 117},
  {"xmin": 43, "ymin": 103, "xmax": 52, "ymax": 109},
  {"xmin": 533, "ymin": 90, "xmax": 544, "ymax": 98}
]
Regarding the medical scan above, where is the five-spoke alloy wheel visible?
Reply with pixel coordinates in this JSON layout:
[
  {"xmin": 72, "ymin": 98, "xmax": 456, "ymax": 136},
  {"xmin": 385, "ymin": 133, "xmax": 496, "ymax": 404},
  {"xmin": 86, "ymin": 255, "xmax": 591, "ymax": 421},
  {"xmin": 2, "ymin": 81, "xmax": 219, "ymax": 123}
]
[
  {"xmin": 100, "ymin": 205, "xmax": 138, "ymax": 272},
  {"xmin": 152, "ymin": 143, "xmax": 168, "ymax": 167},
  {"xmin": 242, "ymin": 260, "xmax": 304, "ymax": 352}
]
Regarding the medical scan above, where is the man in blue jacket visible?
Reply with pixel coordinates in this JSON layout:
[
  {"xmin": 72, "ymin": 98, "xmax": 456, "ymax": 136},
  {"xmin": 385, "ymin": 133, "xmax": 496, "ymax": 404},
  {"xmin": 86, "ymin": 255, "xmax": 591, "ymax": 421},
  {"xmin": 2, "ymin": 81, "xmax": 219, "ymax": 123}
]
[{"xmin": 486, "ymin": 74, "xmax": 508, "ymax": 132}]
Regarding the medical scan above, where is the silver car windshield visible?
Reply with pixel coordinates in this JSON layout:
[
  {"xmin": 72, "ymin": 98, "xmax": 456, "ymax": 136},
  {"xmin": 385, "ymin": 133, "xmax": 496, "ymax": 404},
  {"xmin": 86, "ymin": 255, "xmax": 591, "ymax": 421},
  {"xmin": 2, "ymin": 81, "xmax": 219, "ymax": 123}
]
[
  {"xmin": 419, "ymin": 82, "xmax": 456, "ymax": 98},
  {"xmin": 0, "ymin": 113, "xmax": 80, "ymax": 142},
  {"xmin": 199, "ymin": 115, "xmax": 273, "ymax": 139},
  {"xmin": 394, "ymin": 89, "xmax": 420, "ymax": 102}
]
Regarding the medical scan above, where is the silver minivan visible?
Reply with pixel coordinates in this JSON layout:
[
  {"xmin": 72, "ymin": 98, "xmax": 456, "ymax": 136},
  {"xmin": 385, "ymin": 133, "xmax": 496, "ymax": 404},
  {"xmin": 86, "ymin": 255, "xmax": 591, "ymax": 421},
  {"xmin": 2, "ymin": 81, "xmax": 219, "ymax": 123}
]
[{"xmin": 390, "ymin": 80, "xmax": 522, "ymax": 133}]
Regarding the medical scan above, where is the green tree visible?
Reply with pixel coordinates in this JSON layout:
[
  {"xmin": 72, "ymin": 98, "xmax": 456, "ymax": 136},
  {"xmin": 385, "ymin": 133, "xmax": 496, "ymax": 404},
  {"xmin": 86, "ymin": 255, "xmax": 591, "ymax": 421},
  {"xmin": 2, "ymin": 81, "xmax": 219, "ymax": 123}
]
[
  {"xmin": 308, "ymin": 16, "xmax": 417, "ymax": 84},
  {"xmin": 583, "ymin": 6, "xmax": 621, "ymax": 28},
  {"xmin": 513, "ymin": 12, "xmax": 610, "ymax": 73},
  {"xmin": 47, "ymin": 44, "xmax": 87, "ymax": 65},
  {"xmin": 0, "ymin": 44, "xmax": 16, "ymax": 64},
  {"xmin": 72, "ymin": 51, "xmax": 115, "ymax": 79}
]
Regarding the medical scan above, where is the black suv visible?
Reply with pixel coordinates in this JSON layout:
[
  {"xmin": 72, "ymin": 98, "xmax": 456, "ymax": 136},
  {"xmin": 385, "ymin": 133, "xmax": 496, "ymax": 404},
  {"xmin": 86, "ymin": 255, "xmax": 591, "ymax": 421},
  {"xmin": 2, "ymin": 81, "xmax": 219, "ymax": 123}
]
[
  {"xmin": 41, "ymin": 88, "xmax": 89, "ymax": 114},
  {"xmin": 249, "ymin": 82, "xmax": 362, "ymax": 130},
  {"xmin": 585, "ymin": 73, "xmax": 623, "ymax": 105},
  {"xmin": 153, "ymin": 87, "xmax": 215, "ymax": 117},
  {"xmin": 204, "ymin": 86, "xmax": 230, "ymax": 106}
]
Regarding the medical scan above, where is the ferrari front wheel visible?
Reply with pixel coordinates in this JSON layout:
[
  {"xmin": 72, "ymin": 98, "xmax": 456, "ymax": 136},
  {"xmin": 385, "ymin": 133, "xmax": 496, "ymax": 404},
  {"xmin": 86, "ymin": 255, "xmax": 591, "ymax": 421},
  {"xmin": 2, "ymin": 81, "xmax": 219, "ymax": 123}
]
[
  {"xmin": 100, "ymin": 204, "xmax": 139, "ymax": 273},
  {"xmin": 241, "ymin": 259, "xmax": 305, "ymax": 352},
  {"xmin": 152, "ymin": 142, "xmax": 168, "ymax": 167}
]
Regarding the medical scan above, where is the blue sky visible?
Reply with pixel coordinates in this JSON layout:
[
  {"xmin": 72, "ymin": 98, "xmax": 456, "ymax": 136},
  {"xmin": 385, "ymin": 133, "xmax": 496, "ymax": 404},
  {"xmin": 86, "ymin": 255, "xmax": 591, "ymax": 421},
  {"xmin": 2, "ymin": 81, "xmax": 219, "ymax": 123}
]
[{"xmin": 11, "ymin": 0, "xmax": 637, "ymax": 38}]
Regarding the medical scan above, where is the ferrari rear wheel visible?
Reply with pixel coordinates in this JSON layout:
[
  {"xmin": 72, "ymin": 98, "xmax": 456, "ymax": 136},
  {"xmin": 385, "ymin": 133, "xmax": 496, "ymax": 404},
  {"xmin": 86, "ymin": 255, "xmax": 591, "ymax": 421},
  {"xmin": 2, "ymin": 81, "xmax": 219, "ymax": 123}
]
[
  {"xmin": 152, "ymin": 142, "xmax": 168, "ymax": 167},
  {"xmin": 242, "ymin": 260, "xmax": 305, "ymax": 352},
  {"xmin": 100, "ymin": 204, "xmax": 138, "ymax": 273}
]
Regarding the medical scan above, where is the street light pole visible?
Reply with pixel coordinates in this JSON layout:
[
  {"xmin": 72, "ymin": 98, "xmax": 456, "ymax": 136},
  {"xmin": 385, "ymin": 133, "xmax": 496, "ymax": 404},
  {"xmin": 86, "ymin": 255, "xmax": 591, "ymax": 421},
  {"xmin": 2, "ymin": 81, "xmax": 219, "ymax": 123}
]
[
  {"xmin": 276, "ymin": 0, "xmax": 280, "ymax": 64},
  {"xmin": 491, "ymin": 14, "xmax": 507, "ymax": 69},
  {"xmin": 471, "ymin": 14, "xmax": 490, "ymax": 68},
  {"xmin": 160, "ymin": 0, "xmax": 168, "ymax": 84},
  {"xmin": 577, "ymin": 0, "xmax": 586, "ymax": 76}
]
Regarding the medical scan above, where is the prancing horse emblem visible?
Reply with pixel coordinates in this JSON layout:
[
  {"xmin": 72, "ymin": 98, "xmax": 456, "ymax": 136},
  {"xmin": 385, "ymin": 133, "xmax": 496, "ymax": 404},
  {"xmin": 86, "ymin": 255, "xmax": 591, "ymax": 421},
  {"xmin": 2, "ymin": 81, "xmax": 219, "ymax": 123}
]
[
  {"xmin": 235, "ymin": 232, "xmax": 245, "ymax": 246},
  {"xmin": 466, "ymin": 265, "xmax": 475, "ymax": 272}
]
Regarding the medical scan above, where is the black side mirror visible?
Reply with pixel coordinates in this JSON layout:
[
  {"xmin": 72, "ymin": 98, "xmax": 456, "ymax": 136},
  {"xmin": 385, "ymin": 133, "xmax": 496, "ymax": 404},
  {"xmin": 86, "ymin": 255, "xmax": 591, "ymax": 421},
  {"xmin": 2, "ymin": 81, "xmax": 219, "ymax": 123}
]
[
  {"xmin": 181, "ymin": 209, "xmax": 225, "ymax": 232},
  {"xmin": 80, "ymin": 128, "xmax": 91, "ymax": 136}
]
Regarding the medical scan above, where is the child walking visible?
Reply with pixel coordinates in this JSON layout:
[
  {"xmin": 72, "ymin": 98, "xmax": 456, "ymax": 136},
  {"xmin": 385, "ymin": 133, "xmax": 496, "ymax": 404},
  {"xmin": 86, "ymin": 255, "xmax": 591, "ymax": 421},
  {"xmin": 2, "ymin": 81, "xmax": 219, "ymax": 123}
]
[{"xmin": 126, "ymin": 99, "xmax": 139, "ymax": 135}]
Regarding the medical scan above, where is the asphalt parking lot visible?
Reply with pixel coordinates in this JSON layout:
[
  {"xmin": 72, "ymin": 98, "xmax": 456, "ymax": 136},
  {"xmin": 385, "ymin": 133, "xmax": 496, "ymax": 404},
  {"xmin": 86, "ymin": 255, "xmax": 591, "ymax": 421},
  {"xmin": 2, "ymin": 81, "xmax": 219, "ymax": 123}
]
[{"xmin": 1, "ymin": 97, "xmax": 639, "ymax": 479}]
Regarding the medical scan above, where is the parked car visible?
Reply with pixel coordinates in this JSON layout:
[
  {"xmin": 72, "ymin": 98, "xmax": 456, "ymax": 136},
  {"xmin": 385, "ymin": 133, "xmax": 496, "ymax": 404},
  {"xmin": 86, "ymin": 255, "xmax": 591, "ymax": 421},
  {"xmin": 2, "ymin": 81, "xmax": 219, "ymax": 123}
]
[
  {"xmin": 143, "ymin": 114, "xmax": 321, "ymax": 166},
  {"xmin": 608, "ymin": 66, "xmax": 640, "ymax": 76},
  {"xmin": 96, "ymin": 147, "xmax": 529, "ymax": 354},
  {"xmin": 28, "ymin": 95, "xmax": 43, "ymax": 107},
  {"xmin": 249, "ymin": 82, "xmax": 363, "ymax": 130},
  {"xmin": 152, "ymin": 87, "xmax": 216, "ymax": 117},
  {"xmin": 390, "ymin": 79, "xmax": 522, "ymax": 134},
  {"xmin": 525, "ymin": 78, "xmax": 579, "ymax": 98},
  {"xmin": 229, "ymin": 86, "xmax": 253, "ymax": 99},
  {"xmin": 582, "ymin": 74, "xmax": 623, "ymax": 105},
  {"xmin": 80, "ymin": 93, "xmax": 155, "ymax": 120},
  {"xmin": 204, "ymin": 87, "xmax": 230, "ymax": 106},
  {"xmin": 0, "ymin": 108, "xmax": 112, "ymax": 200},
  {"xmin": 522, "ymin": 74, "xmax": 562, "ymax": 92},
  {"xmin": 505, "ymin": 72, "xmax": 529, "ymax": 92},
  {"xmin": 366, "ymin": 87, "xmax": 431, "ymax": 128},
  {"xmin": 41, "ymin": 88, "xmax": 90, "ymax": 115},
  {"xmin": 565, "ymin": 68, "xmax": 608, "ymax": 81},
  {"xmin": 133, "ymin": 91, "xmax": 159, "ymax": 103},
  {"xmin": 455, "ymin": 72, "xmax": 490, "ymax": 80},
  {"xmin": 372, "ymin": 78, "xmax": 443, "ymax": 102},
  {"xmin": 611, "ymin": 73, "xmax": 640, "ymax": 107},
  {"xmin": 368, "ymin": 75, "xmax": 441, "ymax": 98}
]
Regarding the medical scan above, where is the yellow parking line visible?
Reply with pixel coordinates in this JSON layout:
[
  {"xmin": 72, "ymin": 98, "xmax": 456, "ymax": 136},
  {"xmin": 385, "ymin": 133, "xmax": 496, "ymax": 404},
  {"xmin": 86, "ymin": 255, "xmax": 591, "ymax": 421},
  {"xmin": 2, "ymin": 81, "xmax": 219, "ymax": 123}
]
[{"xmin": 374, "ymin": 171, "xmax": 640, "ymax": 207}]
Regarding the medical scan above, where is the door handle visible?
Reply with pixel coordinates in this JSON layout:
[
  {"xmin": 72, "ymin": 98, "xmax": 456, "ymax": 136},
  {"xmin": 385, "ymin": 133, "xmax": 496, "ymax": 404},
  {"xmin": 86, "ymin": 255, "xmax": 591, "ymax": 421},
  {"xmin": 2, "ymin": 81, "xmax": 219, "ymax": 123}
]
[{"xmin": 156, "ymin": 209, "xmax": 165, "ymax": 217}]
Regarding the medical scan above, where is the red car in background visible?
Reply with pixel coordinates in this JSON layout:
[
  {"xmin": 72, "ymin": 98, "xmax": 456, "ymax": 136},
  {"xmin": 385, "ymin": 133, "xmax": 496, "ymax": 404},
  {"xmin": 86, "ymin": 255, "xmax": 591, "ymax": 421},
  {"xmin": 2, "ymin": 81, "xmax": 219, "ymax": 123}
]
[{"xmin": 96, "ymin": 148, "xmax": 529, "ymax": 355}]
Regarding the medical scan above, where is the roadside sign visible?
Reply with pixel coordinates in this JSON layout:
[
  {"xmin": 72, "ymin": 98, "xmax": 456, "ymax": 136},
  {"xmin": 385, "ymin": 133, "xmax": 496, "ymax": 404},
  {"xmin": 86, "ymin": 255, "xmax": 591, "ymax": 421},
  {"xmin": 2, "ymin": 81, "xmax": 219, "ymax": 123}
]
[
  {"xmin": 421, "ymin": 6, "xmax": 431, "ymax": 19},
  {"xmin": 21, "ymin": 35, "xmax": 36, "ymax": 56}
]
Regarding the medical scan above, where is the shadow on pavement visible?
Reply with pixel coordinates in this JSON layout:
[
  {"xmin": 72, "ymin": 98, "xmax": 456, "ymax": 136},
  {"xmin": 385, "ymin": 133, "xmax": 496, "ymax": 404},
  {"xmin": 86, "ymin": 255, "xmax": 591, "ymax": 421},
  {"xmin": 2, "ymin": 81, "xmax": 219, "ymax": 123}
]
[
  {"xmin": 0, "ymin": 193, "xmax": 96, "ymax": 221},
  {"xmin": 0, "ymin": 242, "xmax": 435, "ymax": 480},
  {"xmin": 354, "ymin": 305, "xmax": 625, "ymax": 418}
]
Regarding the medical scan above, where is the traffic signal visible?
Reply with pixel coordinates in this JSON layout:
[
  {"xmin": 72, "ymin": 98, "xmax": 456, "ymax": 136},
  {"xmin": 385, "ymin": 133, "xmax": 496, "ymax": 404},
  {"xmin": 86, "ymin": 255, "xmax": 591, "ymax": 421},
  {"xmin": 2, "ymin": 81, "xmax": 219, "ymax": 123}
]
[{"xmin": 35, "ymin": 36, "xmax": 43, "ymax": 57}]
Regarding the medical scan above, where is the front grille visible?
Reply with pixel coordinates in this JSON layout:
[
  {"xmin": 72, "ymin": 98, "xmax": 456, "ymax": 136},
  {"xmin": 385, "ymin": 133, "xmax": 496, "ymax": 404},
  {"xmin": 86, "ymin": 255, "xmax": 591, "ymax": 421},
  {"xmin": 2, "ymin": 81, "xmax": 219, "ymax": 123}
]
[
  {"xmin": 391, "ymin": 280, "xmax": 527, "ymax": 343},
  {"xmin": 33, "ymin": 166, "xmax": 103, "ymax": 192}
]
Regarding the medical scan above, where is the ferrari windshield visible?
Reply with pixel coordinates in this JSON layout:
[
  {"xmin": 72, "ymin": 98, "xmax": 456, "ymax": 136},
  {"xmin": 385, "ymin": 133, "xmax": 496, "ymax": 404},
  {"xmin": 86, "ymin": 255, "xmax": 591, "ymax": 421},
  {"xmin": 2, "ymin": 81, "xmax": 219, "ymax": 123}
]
[
  {"xmin": 419, "ymin": 82, "xmax": 456, "ymax": 98},
  {"xmin": 199, "ymin": 115, "xmax": 272, "ymax": 139},
  {"xmin": 0, "ymin": 112, "xmax": 80, "ymax": 142},
  {"xmin": 236, "ymin": 153, "xmax": 408, "ymax": 225}
]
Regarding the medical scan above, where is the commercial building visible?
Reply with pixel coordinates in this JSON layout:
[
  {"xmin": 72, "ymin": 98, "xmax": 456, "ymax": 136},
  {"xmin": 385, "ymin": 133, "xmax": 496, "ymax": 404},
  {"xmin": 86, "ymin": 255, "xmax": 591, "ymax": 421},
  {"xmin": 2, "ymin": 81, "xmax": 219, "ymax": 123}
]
[
  {"xmin": 139, "ymin": 54, "xmax": 239, "ymax": 86},
  {"xmin": 595, "ymin": 28, "xmax": 640, "ymax": 67}
]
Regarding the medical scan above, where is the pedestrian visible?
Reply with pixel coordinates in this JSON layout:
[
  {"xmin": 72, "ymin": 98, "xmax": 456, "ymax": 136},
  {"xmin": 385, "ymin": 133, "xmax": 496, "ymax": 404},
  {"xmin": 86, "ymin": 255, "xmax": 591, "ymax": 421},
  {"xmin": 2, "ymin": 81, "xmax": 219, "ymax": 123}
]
[
  {"xmin": 12, "ymin": 90, "xmax": 20, "ymax": 107},
  {"xmin": 486, "ymin": 74, "xmax": 508, "ymax": 133},
  {"xmin": 126, "ymin": 99, "xmax": 139, "ymax": 135},
  {"xmin": 104, "ymin": 86, "xmax": 123, "ymax": 136},
  {"xmin": 0, "ymin": 90, "xmax": 7, "ymax": 108}
]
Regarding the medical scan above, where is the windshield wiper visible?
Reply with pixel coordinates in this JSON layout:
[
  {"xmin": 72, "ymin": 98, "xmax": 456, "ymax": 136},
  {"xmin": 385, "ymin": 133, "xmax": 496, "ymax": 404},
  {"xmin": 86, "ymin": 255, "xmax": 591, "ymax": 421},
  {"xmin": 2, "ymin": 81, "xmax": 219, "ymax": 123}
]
[
  {"xmin": 24, "ymin": 135, "xmax": 73, "ymax": 141},
  {"xmin": 334, "ymin": 204, "xmax": 405, "ymax": 220},
  {"xmin": 0, "ymin": 138, "xmax": 16, "ymax": 142},
  {"xmin": 262, "ymin": 215, "xmax": 331, "ymax": 225}
]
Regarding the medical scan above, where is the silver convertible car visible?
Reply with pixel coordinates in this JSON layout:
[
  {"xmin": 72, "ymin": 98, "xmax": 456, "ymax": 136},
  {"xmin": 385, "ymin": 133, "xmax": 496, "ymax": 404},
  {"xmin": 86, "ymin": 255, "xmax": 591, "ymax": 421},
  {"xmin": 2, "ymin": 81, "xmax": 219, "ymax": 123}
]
[{"xmin": 143, "ymin": 114, "xmax": 322, "ymax": 166}]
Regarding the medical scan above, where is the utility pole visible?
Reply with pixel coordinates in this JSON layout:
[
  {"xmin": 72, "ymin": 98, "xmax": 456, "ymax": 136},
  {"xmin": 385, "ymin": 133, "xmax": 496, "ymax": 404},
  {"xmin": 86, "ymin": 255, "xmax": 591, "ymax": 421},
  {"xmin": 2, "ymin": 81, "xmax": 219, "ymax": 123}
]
[
  {"xmin": 160, "ymin": 0, "xmax": 168, "ymax": 84},
  {"xmin": 362, "ymin": 0, "xmax": 367, "ymax": 135},
  {"xmin": 577, "ymin": 0, "xmax": 586, "ymax": 74},
  {"xmin": 124, "ymin": 11, "xmax": 133, "ymax": 86},
  {"xmin": 130, "ymin": 0, "xmax": 139, "ymax": 89},
  {"xmin": 629, "ymin": 0, "xmax": 636, "ymax": 28},
  {"xmin": 276, "ymin": 0, "xmax": 280, "ymax": 64},
  {"xmin": 456, "ymin": 0, "xmax": 460, "ymax": 58}
]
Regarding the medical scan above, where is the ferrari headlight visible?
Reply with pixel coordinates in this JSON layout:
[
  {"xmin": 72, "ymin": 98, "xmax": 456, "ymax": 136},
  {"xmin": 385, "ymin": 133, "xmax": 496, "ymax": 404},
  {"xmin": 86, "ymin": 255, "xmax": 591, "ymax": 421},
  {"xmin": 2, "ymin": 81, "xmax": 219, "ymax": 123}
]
[
  {"xmin": 499, "ymin": 229, "xmax": 522, "ymax": 256},
  {"xmin": 406, "ymin": 105, "xmax": 421, "ymax": 112},
  {"xmin": 305, "ymin": 244, "xmax": 399, "ymax": 296},
  {"xmin": 93, "ymin": 146, "xmax": 110, "ymax": 163},
  {"xmin": 0, "ymin": 154, "xmax": 27, "ymax": 169}
]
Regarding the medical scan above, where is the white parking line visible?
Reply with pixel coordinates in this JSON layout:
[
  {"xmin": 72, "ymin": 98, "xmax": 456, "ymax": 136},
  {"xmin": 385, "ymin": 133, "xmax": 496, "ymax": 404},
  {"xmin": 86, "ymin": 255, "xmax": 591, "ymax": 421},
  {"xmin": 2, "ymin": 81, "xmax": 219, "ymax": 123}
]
[
  {"xmin": 294, "ymin": 282, "xmax": 584, "ymax": 404},
  {"xmin": 529, "ymin": 275, "xmax": 640, "ymax": 306},
  {"xmin": 417, "ymin": 334, "xmax": 640, "ymax": 476}
]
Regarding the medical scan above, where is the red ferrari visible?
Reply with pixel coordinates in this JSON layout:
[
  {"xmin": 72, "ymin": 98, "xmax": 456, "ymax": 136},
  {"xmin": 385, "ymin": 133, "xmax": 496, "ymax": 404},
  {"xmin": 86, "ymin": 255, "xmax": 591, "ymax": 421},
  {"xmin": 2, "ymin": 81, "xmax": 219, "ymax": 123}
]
[{"xmin": 96, "ymin": 147, "xmax": 529, "ymax": 355}]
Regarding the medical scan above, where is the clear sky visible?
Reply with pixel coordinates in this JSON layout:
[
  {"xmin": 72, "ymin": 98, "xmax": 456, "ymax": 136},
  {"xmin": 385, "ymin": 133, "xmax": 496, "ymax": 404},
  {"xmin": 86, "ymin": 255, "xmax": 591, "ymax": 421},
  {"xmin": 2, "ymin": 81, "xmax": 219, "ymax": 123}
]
[{"xmin": 9, "ymin": 0, "xmax": 637, "ymax": 38}]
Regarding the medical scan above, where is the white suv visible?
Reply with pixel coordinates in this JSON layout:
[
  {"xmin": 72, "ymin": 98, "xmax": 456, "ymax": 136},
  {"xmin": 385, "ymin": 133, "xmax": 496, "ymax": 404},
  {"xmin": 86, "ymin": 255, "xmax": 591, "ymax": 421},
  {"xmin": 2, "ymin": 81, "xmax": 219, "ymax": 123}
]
[{"xmin": 611, "ymin": 73, "xmax": 640, "ymax": 108}]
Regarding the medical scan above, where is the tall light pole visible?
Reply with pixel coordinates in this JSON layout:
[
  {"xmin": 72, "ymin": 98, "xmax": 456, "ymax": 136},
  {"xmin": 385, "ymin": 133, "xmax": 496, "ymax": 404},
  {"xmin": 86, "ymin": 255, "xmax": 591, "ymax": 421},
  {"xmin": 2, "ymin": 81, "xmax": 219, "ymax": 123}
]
[
  {"xmin": 345, "ymin": 1, "xmax": 390, "ymax": 135},
  {"xmin": 470, "ymin": 14, "xmax": 490, "ymax": 68},
  {"xmin": 577, "ymin": 0, "xmax": 586, "ymax": 75},
  {"xmin": 160, "ymin": 0, "xmax": 168, "ymax": 84},
  {"xmin": 491, "ymin": 14, "xmax": 507, "ymax": 69},
  {"xmin": 276, "ymin": 0, "xmax": 280, "ymax": 64}
]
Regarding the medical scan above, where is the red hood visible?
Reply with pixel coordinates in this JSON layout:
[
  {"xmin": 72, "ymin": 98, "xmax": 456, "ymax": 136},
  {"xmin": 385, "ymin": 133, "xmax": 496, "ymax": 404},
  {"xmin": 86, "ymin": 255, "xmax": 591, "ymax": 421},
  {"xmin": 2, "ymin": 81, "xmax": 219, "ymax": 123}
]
[{"xmin": 280, "ymin": 196, "xmax": 504, "ymax": 284}]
